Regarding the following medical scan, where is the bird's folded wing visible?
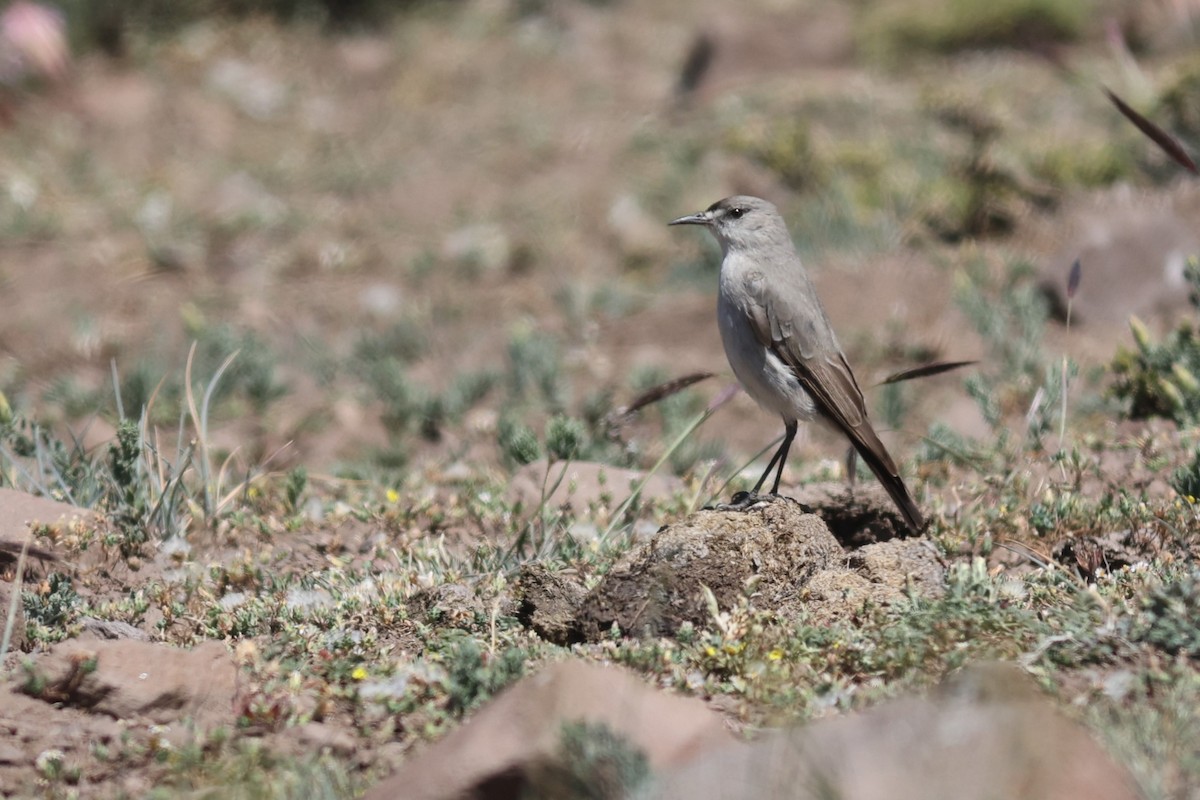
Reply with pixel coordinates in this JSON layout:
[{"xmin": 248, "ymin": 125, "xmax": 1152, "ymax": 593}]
[{"xmin": 743, "ymin": 270, "xmax": 893, "ymax": 469}]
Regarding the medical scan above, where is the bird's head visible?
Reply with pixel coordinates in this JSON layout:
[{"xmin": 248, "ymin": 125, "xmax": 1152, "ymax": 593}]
[{"xmin": 668, "ymin": 195, "xmax": 789, "ymax": 254}]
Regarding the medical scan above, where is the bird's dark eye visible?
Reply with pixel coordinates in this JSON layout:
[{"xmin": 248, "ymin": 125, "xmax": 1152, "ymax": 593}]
[{"xmin": 728, "ymin": 207, "xmax": 745, "ymax": 219}]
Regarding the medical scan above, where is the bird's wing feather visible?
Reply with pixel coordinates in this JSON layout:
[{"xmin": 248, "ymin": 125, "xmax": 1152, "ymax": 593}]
[
  {"xmin": 743, "ymin": 269, "xmax": 924, "ymax": 530},
  {"xmin": 743, "ymin": 270, "xmax": 873, "ymax": 440}
]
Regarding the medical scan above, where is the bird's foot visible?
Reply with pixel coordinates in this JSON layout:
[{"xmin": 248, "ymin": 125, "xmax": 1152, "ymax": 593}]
[
  {"xmin": 707, "ymin": 491, "xmax": 817, "ymax": 515},
  {"xmin": 712, "ymin": 491, "xmax": 775, "ymax": 511}
]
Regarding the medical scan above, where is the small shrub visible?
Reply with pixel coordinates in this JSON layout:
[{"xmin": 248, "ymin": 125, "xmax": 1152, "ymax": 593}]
[
  {"xmin": 354, "ymin": 319, "xmax": 427, "ymax": 366},
  {"xmin": 189, "ymin": 323, "xmax": 288, "ymax": 413},
  {"xmin": 724, "ymin": 116, "xmax": 825, "ymax": 193},
  {"xmin": 507, "ymin": 328, "xmax": 566, "ymax": 412},
  {"xmin": 1110, "ymin": 259, "xmax": 1200, "ymax": 424},
  {"xmin": 860, "ymin": 0, "xmax": 1089, "ymax": 62},
  {"xmin": 499, "ymin": 417, "xmax": 542, "ymax": 467},
  {"xmin": 1132, "ymin": 573, "xmax": 1200, "ymax": 658},
  {"xmin": 1156, "ymin": 57, "xmax": 1200, "ymax": 152},
  {"xmin": 441, "ymin": 639, "xmax": 527, "ymax": 716},
  {"xmin": 24, "ymin": 573, "xmax": 81, "ymax": 640},
  {"xmin": 529, "ymin": 721, "xmax": 650, "ymax": 800},
  {"xmin": 545, "ymin": 415, "xmax": 586, "ymax": 462}
]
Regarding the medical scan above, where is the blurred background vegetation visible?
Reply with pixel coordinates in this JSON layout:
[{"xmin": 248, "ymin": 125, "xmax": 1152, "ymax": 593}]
[{"xmin": 0, "ymin": 0, "xmax": 1198, "ymax": 487}]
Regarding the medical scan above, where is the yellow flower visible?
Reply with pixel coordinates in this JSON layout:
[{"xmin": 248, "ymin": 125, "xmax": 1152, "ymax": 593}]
[
  {"xmin": 386, "ymin": 489, "xmax": 400, "ymax": 504},
  {"xmin": 351, "ymin": 666, "xmax": 368, "ymax": 681},
  {"xmin": 767, "ymin": 649, "xmax": 784, "ymax": 661},
  {"xmin": 704, "ymin": 645, "xmax": 717, "ymax": 657}
]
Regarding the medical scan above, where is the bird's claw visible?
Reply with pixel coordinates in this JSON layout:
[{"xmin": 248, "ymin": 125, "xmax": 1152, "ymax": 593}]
[{"xmin": 712, "ymin": 490, "xmax": 774, "ymax": 511}]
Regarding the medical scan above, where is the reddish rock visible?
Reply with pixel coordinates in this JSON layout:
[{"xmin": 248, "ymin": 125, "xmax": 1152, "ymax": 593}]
[
  {"xmin": 653, "ymin": 662, "xmax": 1143, "ymax": 800},
  {"xmin": 363, "ymin": 660, "xmax": 731, "ymax": 800},
  {"xmin": 0, "ymin": 488, "xmax": 90, "ymax": 560},
  {"xmin": 27, "ymin": 639, "xmax": 238, "ymax": 730}
]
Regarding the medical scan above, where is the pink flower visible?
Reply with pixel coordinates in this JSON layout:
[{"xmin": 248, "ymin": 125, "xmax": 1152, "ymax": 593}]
[{"xmin": 0, "ymin": 1, "xmax": 69, "ymax": 84}]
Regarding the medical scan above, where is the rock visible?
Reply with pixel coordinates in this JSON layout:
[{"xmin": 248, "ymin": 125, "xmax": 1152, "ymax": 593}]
[
  {"xmin": 26, "ymin": 639, "xmax": 237, "ymax": 730},
  {"xmin": 362, "ymin": 660, "xmax": 731, "ymax": 800},
  {"xmin": 0, "ymin": 487, "xmax": 90, "ymax": 559},
  {"xmin": 651, "ymin": 662, "xmax": 1143, "ymax": 800},
  {"xmin": 575, "ymin": 498, "xmax": 842, "ymax": 640},
  {"xmin": 509, "ymin": 459, "xmax": 684, "ymax": 515},
  {"xmin": 79, "ymin": 618, "xmax": 150, "ymax": 642},
  {"xmin": 513, "ymin": 563, "xmax": 588, "ymax": 644}
]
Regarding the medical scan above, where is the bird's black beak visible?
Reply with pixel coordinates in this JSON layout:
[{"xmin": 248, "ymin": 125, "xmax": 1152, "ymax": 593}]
[{"xmin": 668, "ymin": 211, "xmax": 710, "ymax": 227}]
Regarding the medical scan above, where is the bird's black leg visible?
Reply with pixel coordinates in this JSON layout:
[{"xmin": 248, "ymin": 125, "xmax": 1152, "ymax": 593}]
[
  {"xmin": 767, "ymin": 420, "xmax": 797, "ymax": 495},
  {"xmin": 720, "ymin": 420, "xmax": 797, "ymax": 510}
]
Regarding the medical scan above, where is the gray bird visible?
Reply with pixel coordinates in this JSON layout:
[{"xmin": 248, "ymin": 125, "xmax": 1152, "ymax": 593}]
[{"xmin": 670, "ymin": 195, "xmax": 924, "ymax": 531}]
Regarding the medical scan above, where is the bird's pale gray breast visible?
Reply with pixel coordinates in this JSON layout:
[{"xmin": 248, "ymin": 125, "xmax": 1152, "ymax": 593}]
[{"xmin": 717, "ymin": 257, "xmax": 818, "ymax": 422}]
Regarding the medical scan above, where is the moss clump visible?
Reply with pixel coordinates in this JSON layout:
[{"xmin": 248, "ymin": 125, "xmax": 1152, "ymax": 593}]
[
  {"xmin": 1110, "ymin": 265, "xmax": 1200, "ymax": 425},
  {"xmin": 724, "ymin": 117, "xmax": 826, "ymax": 193},
  {"xmin": 1030, "ymin": 140, "xmax": 1136, "ymax": 188},
  {"xmin": 860, "ymin": 0, "xmax": 1089, "ymax": 62},
  {"xmin": 1156, "ymin": 56, "xmax": 1200, "ymax": 147}
]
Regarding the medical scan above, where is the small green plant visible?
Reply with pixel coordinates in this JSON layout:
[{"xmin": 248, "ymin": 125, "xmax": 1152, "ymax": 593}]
[
  {"xmin": 190, "ymin": 323, "xmax": 288, "ymax": 414},
  {"xmin": 1170, "ymin": 451, "xmax": 1200, "ymax": 501},
  {"xmin": 441, "ymin": 638, "xmax": 528, "ymax": 716},
  {"xmin": 527, "ymin": 721, "xmax": 651, "ymax": 800},
  {"xmin": 545, "ymin": 415, "xmax": 586, "ymax": 462},
  {"xmin": 1111, "ymin": 260, "xmax": 1200, "ymax": 424},
  {"xmin": 361, "ymin": 359, "xmax": 430, "ymax": 443},
  {"xmin": 107, "ymin": 418, "xmax": 151, "ymax": 556},
  {"xmin": 23, "ymin": 572, "xmax": 81, "ymax": 641},
  {"xmin": 284, "ymin": 466, "xmax": 307, "ymax": 513},
  {"xmin": 954, "ymin": 255, "xmax": 1066, "ymax": 449},
  {"xmin": 507, "ymin": 327, "xmax": 566, "ymax": 412},
  {"xmin": 724, "ymin": 116, "xmax": 825, "ymax": 192},
  {"xmin": 499, "ymin": 416, "xmax": 542, "ymax": 467},
  {"xmin": 354, "ymin": 319, "xmax": 427, "ymax": 366},
  {"xmin": 859, "ymin": 0, "xmax": 1088, "ymax": 62},
  {"xmin": 1132, "ymin": 572, "xmax": 1200, "ymax": 658}
]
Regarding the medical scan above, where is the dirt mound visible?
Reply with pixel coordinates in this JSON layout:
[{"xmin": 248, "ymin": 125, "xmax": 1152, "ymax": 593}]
[{"xmin": 568, "ymin": 497, "xmax": 944, "ymax": 641}]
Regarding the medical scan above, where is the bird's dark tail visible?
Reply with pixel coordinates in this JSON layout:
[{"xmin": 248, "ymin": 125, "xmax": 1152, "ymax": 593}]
[{"xmin": 849, "ymin": 426, "xmax": 925, "ymax": 532}]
